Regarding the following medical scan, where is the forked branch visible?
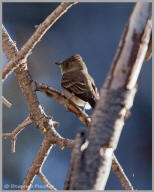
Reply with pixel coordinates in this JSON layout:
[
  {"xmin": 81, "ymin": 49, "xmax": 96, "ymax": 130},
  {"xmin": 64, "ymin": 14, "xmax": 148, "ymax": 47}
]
[
  {"xmin": 112, "ymin": 154, "xmax": 134, "ymax": 190},
  {"xmin": 3, "ymin": 116, "xmax": 32, "ymax": 153},
  {"xmin": 37, "ymin": 171, "xmax": 57, "ymax": 190}
]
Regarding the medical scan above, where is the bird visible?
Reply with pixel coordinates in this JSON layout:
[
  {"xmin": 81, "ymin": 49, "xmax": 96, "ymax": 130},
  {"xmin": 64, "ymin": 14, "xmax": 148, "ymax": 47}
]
[{"xmin": 55, "ymin": 54, "xmax": 99, "ymax": 110}]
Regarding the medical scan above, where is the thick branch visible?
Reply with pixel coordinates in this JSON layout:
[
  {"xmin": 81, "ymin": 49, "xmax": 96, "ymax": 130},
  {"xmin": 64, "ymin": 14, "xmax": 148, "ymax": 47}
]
[
  {"xmin": 65, "ymin": 2, "xmax": 152, "ymax": 190},
  {"xmin": 2, "ymin": 2, "xmax": 77, "ymax": 81},
  {"xmin": 3, "ymin": 116, "xmax": 32, "ymax": 153}
]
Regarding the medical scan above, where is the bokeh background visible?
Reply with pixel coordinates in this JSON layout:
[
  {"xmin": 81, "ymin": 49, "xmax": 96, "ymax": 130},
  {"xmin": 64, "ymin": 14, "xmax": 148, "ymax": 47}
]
[{"xmin": 2, "ymin": 2, "xmax": 152, "ymax": 190}]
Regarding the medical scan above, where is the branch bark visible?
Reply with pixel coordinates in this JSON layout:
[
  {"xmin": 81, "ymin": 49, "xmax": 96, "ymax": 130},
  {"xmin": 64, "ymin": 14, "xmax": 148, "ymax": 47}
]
[
  {"xmin": 35, "ymin": 82, "xmax": 90, "ymax": 127},
  {"xmin": 64, "ymin": 2, "xmax": 152, "ymax": 190},
  {"xmin": 112, "ymin": 154, "xmax": 134, "ymax": 190}
]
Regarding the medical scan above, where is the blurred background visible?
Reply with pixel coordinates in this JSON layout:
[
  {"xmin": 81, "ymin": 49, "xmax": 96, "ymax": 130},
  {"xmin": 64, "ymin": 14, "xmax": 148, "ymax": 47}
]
[{"xmin": 2, "ymin": 2, "xmax": 152, "ymax": 190}]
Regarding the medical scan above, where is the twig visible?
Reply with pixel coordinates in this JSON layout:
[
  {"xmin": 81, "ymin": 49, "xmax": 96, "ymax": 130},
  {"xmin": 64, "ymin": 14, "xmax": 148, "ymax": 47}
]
[
  {"xmin": 35, "ymin": 83, "xmax": 90, "ymax": 127},
  {"xmin": 3, "ymin": 116, "xmax": 32, "ymax": 153},
  {"xmin": 2, "ymin": 2, "xmax": 77, "ymax": 81},
  {"xmin": 2, "ymin": 96, "xmax": 12, "ymax": 108},
  {"xmin": 112, "ymin": 154, "xmax": 134, "ymax": 190},
  {"xmin": 37, "ymin": 171, "xmax": 57, "ymax": 190},
  {"xmin": 64, "ymin": 2, "xmax": 152, "ymax": 190}
]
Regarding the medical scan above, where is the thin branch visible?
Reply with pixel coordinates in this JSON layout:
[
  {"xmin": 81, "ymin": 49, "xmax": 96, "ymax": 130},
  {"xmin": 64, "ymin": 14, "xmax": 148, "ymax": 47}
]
[
  {"xmin": 112, "ymin": 154, "xmax": 134, "ymax": 190},
  {"xmin": 35, "ymin": 82, "xmax": 90, "ymax": 127},
  {"xmin": 64, "ymin": 2, "xmax": 152, "ymax": 190},
  {"xmin": 2, "ymin": 2, "xmax": 77, "ymax": 81},
  {"xmin": 3, "ymin": 116, "xmax": 32, "ymax": 153},
  {"xmin": 2, "ymin": 96, "xmax": 12, "ymax": 108},
  {"xmin": 21, "ymin": 137, "xmax": 53, "ymax": 190},
  {"xmin": 37, "ymin": 171, "xmax": 57, "ymax": 190}
]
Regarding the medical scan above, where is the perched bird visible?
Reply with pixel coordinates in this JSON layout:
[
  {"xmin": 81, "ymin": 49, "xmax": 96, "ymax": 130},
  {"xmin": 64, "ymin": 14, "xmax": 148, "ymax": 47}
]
[{"xmin": 55, "ymin": 54, "xmax": 99, "ymax": 110}]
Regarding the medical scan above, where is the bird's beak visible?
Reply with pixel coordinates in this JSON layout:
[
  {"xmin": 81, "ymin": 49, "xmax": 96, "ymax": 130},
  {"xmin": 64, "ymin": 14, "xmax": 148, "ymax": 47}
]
[{"xmin": 55, "ymin": 62, "xmax": 61, "ymax": 65}]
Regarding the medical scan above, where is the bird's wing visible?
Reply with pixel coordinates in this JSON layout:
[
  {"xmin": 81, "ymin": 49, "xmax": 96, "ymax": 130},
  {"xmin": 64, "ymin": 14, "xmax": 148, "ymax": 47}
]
[{"xmin": 62, "ymin": 70, "xmax": 99, "ymax": 108}]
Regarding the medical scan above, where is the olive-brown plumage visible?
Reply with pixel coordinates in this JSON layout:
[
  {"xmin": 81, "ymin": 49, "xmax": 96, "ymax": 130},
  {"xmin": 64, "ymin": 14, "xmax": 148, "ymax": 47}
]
[{"xmin": 56, "ymin": 54, "xmax": 99, "ymax": 109}]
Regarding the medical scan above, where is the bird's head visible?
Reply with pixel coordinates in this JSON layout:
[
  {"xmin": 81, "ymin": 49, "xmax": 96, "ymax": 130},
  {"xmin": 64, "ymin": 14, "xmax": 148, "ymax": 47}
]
[{"xmin": 55, "ymin": 54, "xmax": 87, "ymax": 74}]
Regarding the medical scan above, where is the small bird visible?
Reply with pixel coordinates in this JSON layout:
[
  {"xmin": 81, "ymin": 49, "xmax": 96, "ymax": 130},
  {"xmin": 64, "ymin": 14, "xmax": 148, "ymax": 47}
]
[{"xmin": 55, "ymin": 54, "xmax": 99, "ymax": 110}]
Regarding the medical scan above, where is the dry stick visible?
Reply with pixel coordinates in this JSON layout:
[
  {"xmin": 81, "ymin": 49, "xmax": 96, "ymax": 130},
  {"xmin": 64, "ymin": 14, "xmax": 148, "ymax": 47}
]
[
  {"xmin": 37, "ymin": 171, "xmax": 57, "ymax": 190},
  {"xmin": 3, "ymin": 116, "xmax": 32, "ymax": 153},
  {"xmin": 2, "ymin": 96, "xmax": 12, "ymax": 108},
  {"xmin": 64, "ymin": 2, "xmax": 152, "ymax": 190},
  {"xmin": 112, "ymin": 154, "xmax": 134, "ymax": 190},
  {"xmin": 3, "ymin": 117, "xmax": 32, "ymax": 153},
  {"xmin": 2, "ymin": 2, "xmax": 77, "ymax": 81},
  {"xmin": 35, "ymin": 83, "xmax": 90, "ymax": 127},
  {"xmin": 36, "ymin": 84, "xmax": 133, "ymax": 189},
  {"xmin": 2, "ymin": 2, "xmax": 77, "ymax": 189}
]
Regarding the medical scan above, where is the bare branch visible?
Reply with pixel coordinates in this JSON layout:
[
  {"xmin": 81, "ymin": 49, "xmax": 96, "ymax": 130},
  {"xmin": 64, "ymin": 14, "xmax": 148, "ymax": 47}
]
[
  {"xmin": 2, "ymin": 96, "xmax": 12, "ymax": 108},
  {"xmin": 35, "ymin": 82, "xmax": 90, "ymax": 127},
  {"xmin": 37, "ymin": 171, "xmax": 57, "ymax": 190},
  {"xmin": 65, "ymin": 2, "xmax": 152, "ymax": 190},
  {"xmin": 2, "ymin": 2, "xmax": 77, "ymax": 81},
  {"xmin": 20, "ymin": 129, "xmax": 74, "ymax": 190},
  {"xmin": 21, "ymin": 137, "xmax": 53, "ymax": 190},
  {"xmin": 112, "ymin": 154, "xmax": 134, "ymax": 190},
  {"xmin": 3, "ymin": 116, "xmax": 32, "ymax": 153}
]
